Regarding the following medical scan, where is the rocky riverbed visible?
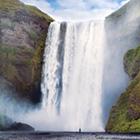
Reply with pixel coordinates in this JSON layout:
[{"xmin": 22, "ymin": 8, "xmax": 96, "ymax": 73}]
[{"xmin": 0, "ymin": 132, "xmax": 140, "ymax": 140}]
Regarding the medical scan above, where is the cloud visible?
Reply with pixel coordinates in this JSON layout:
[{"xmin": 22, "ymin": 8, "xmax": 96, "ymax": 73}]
[
  {"xmin": 20, "ymin": 0, "xmax": 53, "ymax": 14},
  {"xmin": 120, "ymin": 0, "xmax": 130, "ymax": 5},
  {"xmin": 20, "ymin": 0, "xmax": 130, "ymax": 21},
  {"xmin": 56, "ymin": 0, "xmax": 130, "ymax": 10},
  {"xmin": 57, "ymin": 0, "xmax": 118, "ymax": 9},
  {"xmin": 50, "ymin": 8, "xmax": 114, "ymax": 21}
]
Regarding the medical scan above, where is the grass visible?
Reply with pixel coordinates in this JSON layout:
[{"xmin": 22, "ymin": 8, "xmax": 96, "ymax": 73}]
[
  {"xmin": 0, "ymin": 0, "xmax": 53, "ymax": 22},
  {"xmin": 0, "ymin": 0, "xmax": 52, "ymax": 104},
  {"xmin": 0, "ymin": 0, "xmax": 23, "ymax": 11},
  {"xmin": 118, "ymin": 75, "xmax": 140, "ymax": 132},
  {"xmin": 25, "ymin": 5, "xmax": 53, "ymax": 22},
  {"xmin": 125, "ymin": 46, "xmax": 140, "ymax": 64},
  {"xmin": 124, "ymin": 46, "xmax": 140, "ymax": 78},
  {"xmin": 106, "ymin": 46, "xmax": 140, "ymax": 132}
]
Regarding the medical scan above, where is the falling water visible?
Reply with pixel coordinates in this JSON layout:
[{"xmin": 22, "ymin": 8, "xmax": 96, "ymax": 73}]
[
  {"xmin": 41, "ymin": 21, "xmax": 105, "ymax": 131},
  {"xmin": 17, "ymin": 18, "xmax": 137, "ymax": 131}
]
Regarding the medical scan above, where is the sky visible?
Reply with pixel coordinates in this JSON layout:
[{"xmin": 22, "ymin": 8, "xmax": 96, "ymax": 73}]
[{"xmin": 20, "ymin": 0, "xmax": 130, "ymax": 21}]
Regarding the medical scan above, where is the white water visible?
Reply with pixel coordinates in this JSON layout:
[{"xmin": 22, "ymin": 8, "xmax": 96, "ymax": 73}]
[
  {"xmin": 18, "ymin": 20, "xmax": 132, "ymax": 132},
  {"xmin": 41, "ymin": 21, "xmax": 105, "ymax": 131}
]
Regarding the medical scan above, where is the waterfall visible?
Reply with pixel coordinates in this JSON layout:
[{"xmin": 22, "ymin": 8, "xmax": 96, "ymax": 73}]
[
  {"xmin": 18, "ymin": 19, "xmax": 134, "ymax": 132},
  {"xmin": 41, "ymin": 21, "xmax": 105, "ymax": 131}
]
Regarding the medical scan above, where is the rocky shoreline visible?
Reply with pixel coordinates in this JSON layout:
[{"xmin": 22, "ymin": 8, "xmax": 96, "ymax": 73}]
[{"xmin": 0, "ymin": 132, "xmax": 139, "ymax": 140}]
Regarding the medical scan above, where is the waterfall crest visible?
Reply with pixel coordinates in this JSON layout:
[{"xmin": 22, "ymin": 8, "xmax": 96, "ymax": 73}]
[{"xmin": 41, "ymin": 21, "xmax": 105, "ymax": 131}]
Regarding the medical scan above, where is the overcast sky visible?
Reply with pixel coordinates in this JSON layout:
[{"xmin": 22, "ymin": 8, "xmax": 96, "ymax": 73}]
[{"xmin": 20, "ymin": 0, "xmax": 130, "ymax": 21}]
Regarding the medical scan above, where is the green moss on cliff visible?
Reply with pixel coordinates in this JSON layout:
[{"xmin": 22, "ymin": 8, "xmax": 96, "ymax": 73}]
[
  {"xmin": 0, "ymin": 0, "xmax": 53, "ymax": 103},
  {"xmin": 31, "ymin": 33, "xmax": 46, "ymax": 82},
  {"xmin": 0, "ymin": 0, "xmax": 53, "ymax": 22},
  {"xmin": 0, "ymin": 0, "xmax": 53, "ymax": 129},
  {"xmin": 0, "ymin": 0, "xmax": 22, "ymax": 11},
  {"xmin": 106, "ymin": 73, "xmax": 140, "ymax": 132},
  {"xmin": 26, "ymin": 5, "xmax": 53, "ymax": 22},
  {"xmin": 124, "ymin": 46, "xmax": 140, "ymax": 79},
  {"xmin": 106, "ymin": 46, "xmax": 140, "ymax": 132}
]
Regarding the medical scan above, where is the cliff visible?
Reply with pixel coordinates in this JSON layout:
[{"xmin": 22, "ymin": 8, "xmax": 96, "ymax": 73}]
[
  {"xmin": 106, "ymin": 46, "xmax": 140, "ymax": 132},
  {"xmin": 103, "ymin": 0, "xmax": 140, "ymax": 126},
  {"xmin": 106, "ymin": 0, "xmax": 140, "ymax": 132},
  {"xmin": 0, "ymin": 0, "xmax": 53, "ymax": 104}
]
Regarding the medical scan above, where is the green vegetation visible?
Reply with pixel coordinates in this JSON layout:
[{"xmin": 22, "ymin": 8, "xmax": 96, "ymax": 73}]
[
  {"xmin": 25, "ymin": 29, "xmax": 38, "ymax": 40},
  {"xmin": 25, "ymin": 5, "xmax": 53, "ymax": 22},
  {"xmin": 0, "ymin": 45, "xmax": 16, "ymax": 55},
  {"xmin": 0, "ymin": 0, "xmax": 53, "ymax": 130},
  {"xmin": 31, "ymin": 33, "xmax": 47, "ymax": 83},
  {"xmin": 124, "ymin": 46, "xmax": 140, "ymax": 78},
  {"xmin": 0, "ymin": 0, "xmax": 53, "ymax": 103},
  {"xmin": 0, "ymin": 0, "xmax": 22, "ymax": 11},
  {"xmin": 106, "ymin": 45, "xmax": 140, "ymax": 132},
  {"xmin": 106, "ymin": 74, "xmax": 140, "ymax": 132},
  {"xmin": 0, "ymin": 0, "xmax": 53, "ymax": 22}
]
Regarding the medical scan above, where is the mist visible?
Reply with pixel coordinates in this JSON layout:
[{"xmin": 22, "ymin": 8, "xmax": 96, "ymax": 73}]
[
  {"xmin": 102, "ymin": 0, "xmax": 140, "ymax": 124},
  {"xmin": 1, "ymin": 0, "xmax": 140, "ymax": 132}
]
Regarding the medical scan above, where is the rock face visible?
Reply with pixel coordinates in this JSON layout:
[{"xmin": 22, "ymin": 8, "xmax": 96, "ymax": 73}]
[
  {"xmin": 6, "ymin": 122, "xmax": 34, "ymax": 131},
  {"xmin": 124, "ymin": 47, "xmax": 140, "ymax": 121},
  {"xmin": 124, "ymin": 47, "xmax": 140, "ymax": 79},
  {"xmin": 106, "ymin": 0, "xmax": 140, "ymax": 132},
  {"xmin": 103, "ymin": 0, "xmax": 140, "ymax": 126},
  {"xmin": 0, "ymin": 0, "xmax": 53, "ymax": 104},
  {"xmin": 106, "ymin": 46, "xmax": 140, "ymax": 132}
]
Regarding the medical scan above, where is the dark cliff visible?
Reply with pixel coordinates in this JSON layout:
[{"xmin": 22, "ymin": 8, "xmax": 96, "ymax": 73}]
[
  {"xmin": 106, "ymin": 0, "xmax": 140, "ymax": 132},
  {"xmin": 0, "ymin": 0, "xmax": 53, "ymax": 104},
  {"xmin": 106, "ymin": 46, "xmax": 140, "ymax": 132}
]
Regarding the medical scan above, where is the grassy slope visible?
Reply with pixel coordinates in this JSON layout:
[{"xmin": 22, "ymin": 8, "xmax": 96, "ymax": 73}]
[
  {"xmin": 0, "ymin": 0, "xmax": 53, "ymax": 22},
  {"xmin": 106, "ymin": 46, "xmax": 140, "ymax": 132}
]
